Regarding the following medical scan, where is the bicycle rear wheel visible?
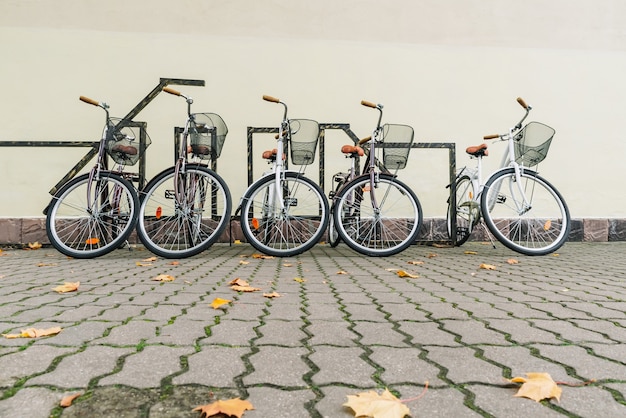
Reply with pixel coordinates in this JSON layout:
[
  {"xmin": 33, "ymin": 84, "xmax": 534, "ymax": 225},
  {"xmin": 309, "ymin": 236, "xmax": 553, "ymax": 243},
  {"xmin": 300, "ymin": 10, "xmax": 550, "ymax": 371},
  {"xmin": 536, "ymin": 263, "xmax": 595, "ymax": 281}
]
[
  {"xmin": 46, "ymin": 172, "xmax": 139, "ymax": 258},
  {"xmin": 481, "ymin": 168, "xmax": 570, "ymax": 255},
  {"xmin": 447, "ymin": 175, "xmax": 480, "ymax": 246},
  {"xmin": 333, "ymin": 174, "xmax": 422, "ymax": 256},
  {"xmin": 240, "ymin": 172, "xmax": 329, "ymax": 257},
  {"xmin": 328, "ymin": 205, "xmax": 341, "ymax": 247},
  {"xmin": 137, "ymin": 165, "xmax": 231, "ymax": 258}
]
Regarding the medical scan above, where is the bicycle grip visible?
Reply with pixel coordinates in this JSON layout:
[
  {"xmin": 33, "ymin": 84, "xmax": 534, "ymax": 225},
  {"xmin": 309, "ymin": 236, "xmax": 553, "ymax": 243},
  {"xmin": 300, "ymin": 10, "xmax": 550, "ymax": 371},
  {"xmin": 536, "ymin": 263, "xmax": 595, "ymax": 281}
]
[
  {"xmin": 361, "ymin": 100, "xmax": 377, "ymax": 108},
  {"xmin": 358, "ymin": 136, "xmax": 372, "ymax": 145},
  {"xmin": 163, "ymin": 87, "xmax": 181, "ymax": 96},
  {"xmin": 263, "ymin": 95, "xmax": 280, "ymax": 103},
  {"xmin": 517, "ymin": 97, "xmax": 529, "ymax": 109},
  {"xmin": 484, "ymin": 134, "xmax": 499, "ymax": 140},
  {"xmin": 79, "ymin": 96, "xmax": 100, "ymax": 106}
]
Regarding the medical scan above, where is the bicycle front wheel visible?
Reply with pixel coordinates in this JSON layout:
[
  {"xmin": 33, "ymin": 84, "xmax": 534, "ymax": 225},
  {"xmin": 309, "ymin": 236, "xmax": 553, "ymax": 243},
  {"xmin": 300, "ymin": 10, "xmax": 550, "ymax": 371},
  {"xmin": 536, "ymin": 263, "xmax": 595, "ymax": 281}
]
[
  {"xmin": 137, "ymin": 165, "xmax": 231, "ymax": 258},
  {"xmin": 240, "ymin": 172, "xmax": 329, "ymax": 257},
  {"xmin": 328, "ymin": 205, "xmax": 342, "ymax": 247},
  {"xmin": 481, "ymin": 168, "xmax": 570, "ymax": 256},
  {"xmin": 447, "ymin": 175, "xmax": 480, "ymax": 246},
  {"xmin": 333, "ymin": 174, "xmax": 422, "ymax": 256},
  {"xmin": 46, "ymin": 172, "xmax": 139, "ymax": 258}
]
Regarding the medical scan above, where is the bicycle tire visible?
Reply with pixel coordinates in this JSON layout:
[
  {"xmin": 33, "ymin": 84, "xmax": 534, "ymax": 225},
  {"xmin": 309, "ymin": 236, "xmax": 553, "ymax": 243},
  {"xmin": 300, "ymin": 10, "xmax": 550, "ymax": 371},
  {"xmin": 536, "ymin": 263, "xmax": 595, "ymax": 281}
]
[
  {"xmin": 328, "ymin": 205, "xmax": 342, "ymax": 247},
  {"xmin": 333, "ymin": 173, "xmax": 422, "ymax": 256},
  {"xmin": 240, "ymin": 172, "xmax": 329, "ymax": 257},
  {"xmin": 137, "ymin": 164, "xmax": 231, "ymax": 258},
  {"xmin": 46, "ymin": 172, "xmax": 139, "ymax": 258},
  {"xmin": 481, "ymin": 167, "xmax": 570, "ymax": 256},
  {"xmin": 447, "ymin": 175, "xmax": 480, "ymax": 246}
]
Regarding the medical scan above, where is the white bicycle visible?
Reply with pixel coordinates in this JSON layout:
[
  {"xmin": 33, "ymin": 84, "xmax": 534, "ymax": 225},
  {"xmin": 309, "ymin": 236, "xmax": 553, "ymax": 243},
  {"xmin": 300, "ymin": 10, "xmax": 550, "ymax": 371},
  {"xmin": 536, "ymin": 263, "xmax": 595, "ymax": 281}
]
[
  {"xmin": 236, "ymin": 95, "xmax": 329, "ymax": 257},
  {"xmin": 447, "ymin": 97, "xmax": 570, "ymax": 255}
]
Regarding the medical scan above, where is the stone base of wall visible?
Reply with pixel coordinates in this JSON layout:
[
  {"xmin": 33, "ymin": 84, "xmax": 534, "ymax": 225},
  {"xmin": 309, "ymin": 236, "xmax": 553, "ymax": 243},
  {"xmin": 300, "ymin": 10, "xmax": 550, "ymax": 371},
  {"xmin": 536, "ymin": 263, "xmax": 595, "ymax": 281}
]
[{"xmin": 1, "ymin": 217, "xmax": 623, "ymax": 246}]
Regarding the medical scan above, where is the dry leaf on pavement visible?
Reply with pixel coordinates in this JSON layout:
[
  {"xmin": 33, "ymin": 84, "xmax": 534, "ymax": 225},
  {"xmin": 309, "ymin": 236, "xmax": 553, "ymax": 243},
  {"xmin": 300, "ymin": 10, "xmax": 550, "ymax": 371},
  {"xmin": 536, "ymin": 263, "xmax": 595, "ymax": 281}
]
[
  {"xmin": 60, "ymin": 392, "xmax": 82, "ymax": 407},
  {"xmin": 152, "ymin": 274, "xmax": 175, "ymax": 282},
  {"xmin": 53, "ymin": 282, "xmax": 80, "ymax": 293},
  {"xmin": 511, "ymin": 372, "xmax": 562, "ymax": 402},
  {"xmin": 263, "ymin": 292, "xmax": 281, "ymax": 298},
  {"xmin": 210, "ymin": 298, "xmax": 231, "ymax": 309},
  {"xmin": 193, "ymin": 398, "xmax": 254, "ymax": 418},
  {"xmin": 2, "ymin": 327, "xmax": 62, "ymax": 339},
  {"xmin": 479, "ymin": 263, "xmax": 497, "ymax": 270},
  {"xmin": 344, "ymin": 388, "xmax": 410, "ymax": 418}
]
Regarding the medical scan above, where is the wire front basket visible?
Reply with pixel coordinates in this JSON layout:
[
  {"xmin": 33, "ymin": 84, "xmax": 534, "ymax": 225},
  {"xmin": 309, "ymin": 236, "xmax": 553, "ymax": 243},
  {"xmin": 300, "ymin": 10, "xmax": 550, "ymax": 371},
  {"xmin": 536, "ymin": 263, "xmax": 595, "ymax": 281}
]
[
  {"xmin": 190, "ymin": 113, "xmax": 228, "ymax": 160},
  {"xmin": 105, "ymin": 118, "xmax": 151, "ymax": 166},
  {"xmin": 381, "ymin": 123, "xmax": 414, "ymax": 170},
  {"xmin": 288, "ymin": 119, "xmax": 319, "ymax": 165},
  {"xmin": 514, "ymin": 121, "xmax": 555, "ymax": 167}
]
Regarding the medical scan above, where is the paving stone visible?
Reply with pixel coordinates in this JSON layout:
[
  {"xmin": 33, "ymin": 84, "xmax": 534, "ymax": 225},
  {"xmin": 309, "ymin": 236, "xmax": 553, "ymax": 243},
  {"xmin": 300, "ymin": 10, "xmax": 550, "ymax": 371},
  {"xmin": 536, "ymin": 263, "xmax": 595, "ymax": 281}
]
[
  {"xmin": 28, "ymin": 345, "xmax": 133, "ymax": 387},
  {"xmin": 0, "ymin": 387, "xmax": 60, "ymax": 418},
  {"xmin": 486, "ymin": 318, "xmax": 561, "ymax": 344},
  {"xmin": 440, "ymin": 319, "xmax": 509, "ymax": 345},
  {"xmin": 309, "ymin": 346, "xmax": 377, "ymax": 386},
  {"xmin": 368, "ymin": 347, "xmax": 445, "ymax": 386},
  {"xmin": 255, "ymin": 319, "xmax": 307, "ymax": 346},
  {"xmin": 398, "ymin": 321, "xmax": 461, "ymax": 347},
  {"xmin": 172, "ymin": 346, "xmax": 249, "ymax": 386},
  {"xmin": 244, "ymin": 387, "xmax": 315, "ymax": 417},
  {"xmin": 201, "ymin": 318, "xmax": 259, "ymax": 346},
  {"xmin": 244, "ymin": 346, "xmax": 310, "ymax": 386},
  {"xmin": 425, "ymin": 346, "xmax": 505, "ymax": 384},
  {"xmin": 149, "ymin": 318, "xmax": 209, "ymax": 345},
  {"xmin": 352, "ymin": 321, "xmax": 409, "ymax": 347},
  {"xmin": 469, "ymin": 384, "xmax": 564, "ymax": 417},
  {"xmin": 307, "ymin": 321, "xmax": 358, "ymax": 346},
  {"xmin": 0, "ymin": 345, "xmax": 74, "ymax": 386},
  {"xmin": 533, "ymin": 343, "xmax": 626, "ymax": 381},
  {"xmin": 98, "ymin": 345, "xmax": 193, "ymax": 388},
  {"xmin": 96, "ymin": 319, "xmax": 160, "ymax": 346},
  {"xmin": 35, "ymin": 320, "xmax": 113, "ymax": 346}
]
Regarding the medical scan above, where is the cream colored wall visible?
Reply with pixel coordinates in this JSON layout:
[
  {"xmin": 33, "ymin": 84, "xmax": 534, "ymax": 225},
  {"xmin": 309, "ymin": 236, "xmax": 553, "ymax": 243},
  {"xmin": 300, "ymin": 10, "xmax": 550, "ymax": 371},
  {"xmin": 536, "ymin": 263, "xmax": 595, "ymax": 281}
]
[{"xmin": 1, "ymin": 0, "xmax": 625, "ymax": 218}]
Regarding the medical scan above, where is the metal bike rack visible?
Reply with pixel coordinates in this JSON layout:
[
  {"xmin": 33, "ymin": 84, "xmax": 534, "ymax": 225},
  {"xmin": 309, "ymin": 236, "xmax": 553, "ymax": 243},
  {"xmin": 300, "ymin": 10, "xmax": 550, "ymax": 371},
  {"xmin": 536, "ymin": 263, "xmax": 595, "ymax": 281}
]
[{"xmin": 0, "ymin": 78, "xmax": 205, "ymax": 195}]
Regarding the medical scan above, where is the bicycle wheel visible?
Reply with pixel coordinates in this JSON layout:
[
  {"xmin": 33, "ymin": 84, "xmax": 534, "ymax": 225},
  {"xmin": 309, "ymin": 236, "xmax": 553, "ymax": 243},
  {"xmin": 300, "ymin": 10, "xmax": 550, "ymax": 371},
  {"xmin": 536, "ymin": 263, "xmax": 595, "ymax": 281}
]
[
  {"xmin": 447, "ymin": 175, "xmax": 480, "ymax": 246},
  {"xmin": 137, "ymin": 164, "xmax": 231, "ymax": 258},
  {"xmin": 240, "ymin": 172, "xmax": 329, "ymax": 257},
  {"xmin": 333, "ymin": 173, "xmax": 422, "ymax": 256},
  {"xmin": 46, "ymin": 172, "xmax": 138, "ymax": 258},
  {"xmin": 481, "ymin": 167, "xmax": 570, "ymax": 255},
  {"xmin": 328, "ymin": 205, "xmax": 341, "ymax": 247}
]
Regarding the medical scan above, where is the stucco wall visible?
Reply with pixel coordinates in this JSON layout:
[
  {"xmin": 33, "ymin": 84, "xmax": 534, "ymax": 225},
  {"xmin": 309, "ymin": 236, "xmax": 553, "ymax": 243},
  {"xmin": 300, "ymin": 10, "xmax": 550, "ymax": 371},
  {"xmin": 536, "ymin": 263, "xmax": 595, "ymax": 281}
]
[{"xmin": 1, "ymin": 0, "xmax": 625, "ymax": 220}]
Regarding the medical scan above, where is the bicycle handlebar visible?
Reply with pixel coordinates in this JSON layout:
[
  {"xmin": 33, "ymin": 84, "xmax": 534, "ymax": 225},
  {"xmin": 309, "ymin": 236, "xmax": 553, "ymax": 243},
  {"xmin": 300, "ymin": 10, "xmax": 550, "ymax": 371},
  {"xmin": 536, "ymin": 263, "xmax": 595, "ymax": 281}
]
[
  {"xmin": 79, "ymin": 96, "xmax": 100, "ymax": 107},
  {"xmin": 263, "ymin": 95, "xmax": 280, "ymax": 103},
  {"xmin": 361, "ymin": 100, "xmax": 377, "ymax": 108},
  {"xmin": 483, "ymin": 134, "xmax": 499, "ymax": 140},
  {"xmin": 358, "ymin": 136, "xmax": 372, "ymax": 145},
  {"xmin": 163, "ymin": 87, "xmax": 182, "ymax": 96},
  {"xmin": 517, "ymin": 97, "xmax": 529, "ymax": 110}
]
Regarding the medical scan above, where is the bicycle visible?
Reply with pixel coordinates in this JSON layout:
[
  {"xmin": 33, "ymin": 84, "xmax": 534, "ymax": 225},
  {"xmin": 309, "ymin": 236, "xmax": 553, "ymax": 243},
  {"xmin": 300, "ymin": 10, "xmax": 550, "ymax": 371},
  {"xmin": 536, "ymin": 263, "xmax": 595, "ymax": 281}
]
[
  {"xmin": 447, "ymin": 97, "xmax": 571, "ymax": 255},
  {"xmin": 45, "ymin": 96, "xmax": 147, "ymax": 258},
  {"xmin": 135, "ymin": 87, "xmax": 232, "ymax": 258},
  {"xmin": 327, "ymin": 143, "xmax": 364, "ymax": 247},
  {"xmin": 331, "ymin": 100, "xmax": 423, "ymax": 257},
  {"xmin": 237, "ymin": 95, "xmax": 329, "ymax": 257}
]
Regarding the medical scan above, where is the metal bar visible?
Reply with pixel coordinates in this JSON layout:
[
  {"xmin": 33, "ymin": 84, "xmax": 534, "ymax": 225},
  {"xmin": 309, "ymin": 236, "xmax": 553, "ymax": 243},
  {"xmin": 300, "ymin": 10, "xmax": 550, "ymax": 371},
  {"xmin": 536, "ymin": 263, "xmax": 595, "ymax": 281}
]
[
  {"xmin": 123, "ymin": 78, "xmax": 205, "ymax": 121},
  {"xmin": 0, "ymin": 141, "xmax": 97, "ymax": 147},
  {"xmin": 49, "ymin": 146, "xmax": 99, "ymax": 195}
]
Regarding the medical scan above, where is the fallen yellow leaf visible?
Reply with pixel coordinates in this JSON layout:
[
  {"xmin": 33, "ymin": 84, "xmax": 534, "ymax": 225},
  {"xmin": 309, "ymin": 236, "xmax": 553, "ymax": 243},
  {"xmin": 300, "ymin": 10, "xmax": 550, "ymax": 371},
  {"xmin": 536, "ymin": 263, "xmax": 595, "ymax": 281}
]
[
  {"xmin": 231, "ymin": 285, "xmax": 261, "ymax": 292},
  {"xmin": 60, "ymin": 392, "xmax": 82, "ymax": 407},
  {"xmin": 283, "ymin": 263, "xmax": 293, "ymax": 267},
  {"xmin": 263, "ymin": 292, "xmax": 282, "ymax": 298},
  {"xmin": 193, "ymin": 398, "xmax": 254, "ymax": 418},
  {"xmin": 336, "ymin": 270, "xmax": 349, "ymax": 275},
  {"xmin": 506, "ymin": 259, "xmax": 519, "ymax": 265},
  {"xmin": 152, "ymin": 274, "xmax": 175, "ymax": 282},
  {"xmin": 407, "ymin": 260, "xmax": 424, "ymax": 265},
  {"xmin": 210, "ymin": 298, "xmax": 232, "ymax": 309},
  {"xmin": 2, "ymin": 327, "xmax": 62, "ymax": 339},
  {"xmin": 37, "ymin": 262, "xmax": 58, "ymax": 267},
  {"xmin": 511, "ymin": 372, "xmax": 562, "ymax": 403},
  {"xmin": 396, "ymin": 270, "xmax": 419, "ymax": 279},
  {"xmin": 233, "ymin": 240, "xmax": 242, "ymax": 244},
  {"xmin": 464, "ymin": 251, "xmax": 478, "ymax": 255},
  {"xmin": 53, "ymin": 282, "xmax": 80, "ymax": 293},
  {"xmin": 252, "ymin": 253, "xmax": 274, "ymax": 259},
  {"xmin": 479, "ymin": 263, "xmax": 497, "ymax": 270},
  {"xmin": 344, "ymin": 388, "xmax": 410, "ymax": 418},
  {"xmin": 142, "ymin": 256, "xmax": 158, "ymax": 262},
  {"xmin": 169, "ymin": 261, "xmax": 180, "ymax": 266},
  {"xmin": 239, "ymin": 260, "xmax": 250, "ymax": 265},
  {"xmin": 427, "ymin": 253, "xmax": 437, "ymax": 258},
  {"xmin": 28, "ymin": 242, "xmax": 42, "ymax": 250},
  {"xmin": 136, "ymin": 262, "xmax": 152, "ymax": 267},
  {"xmin": 229, "ymin": 278, "xmax": 250, "ymax": 287},
  {"xmin": 294, "ymin": 277, "xmax": 307, "ymax": 283}
]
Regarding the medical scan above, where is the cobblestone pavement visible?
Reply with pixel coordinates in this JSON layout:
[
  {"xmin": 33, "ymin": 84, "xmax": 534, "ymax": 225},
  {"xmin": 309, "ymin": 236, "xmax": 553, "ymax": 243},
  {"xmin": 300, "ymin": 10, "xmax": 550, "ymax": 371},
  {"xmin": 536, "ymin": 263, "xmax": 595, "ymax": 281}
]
[{"xmin": 0, "ymin": 242, "xmax": 625, "ymax": 417}]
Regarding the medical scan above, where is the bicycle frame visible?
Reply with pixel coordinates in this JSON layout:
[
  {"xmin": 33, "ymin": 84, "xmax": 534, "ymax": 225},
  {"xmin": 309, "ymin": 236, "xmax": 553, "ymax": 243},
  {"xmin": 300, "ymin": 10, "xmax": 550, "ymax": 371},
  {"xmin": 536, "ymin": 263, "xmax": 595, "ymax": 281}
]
[{"xmin": 458, "ymin": 98, "xmax": 534, "ymax": 211}]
